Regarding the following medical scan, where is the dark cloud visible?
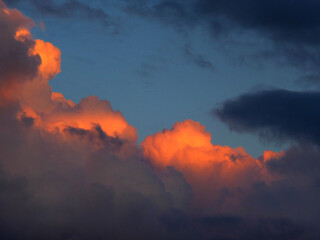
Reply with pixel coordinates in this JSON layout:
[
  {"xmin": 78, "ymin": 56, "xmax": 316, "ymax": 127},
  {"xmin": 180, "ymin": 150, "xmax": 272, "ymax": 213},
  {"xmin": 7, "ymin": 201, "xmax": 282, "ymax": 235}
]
[
  {"xmin": 19, "ymin": 112, "xmax": 35, "ymax": 127},
  {"xmin": 125, "ymin": 0, "xmax": 320, "ymax": 79},
  {"xmin": 126, "ymin": 0, "xmax": 320, "ymax": 46},
  {"xmin": 64, "ymin": 124, "xmax": 124, "ymax": 150},
  {"xmin": 194, "ymin": 0, "xmax": 320, "ymax": 45},
  {"xmin": 193, "ymin": 216, "xmax": 313, "ymax": 240},
  {"xmin": 267, "ymin": 144, "xmax": 320, "ymax": 178},
  {"xmin": 215, "ymin": 89, "xmax": 320, "ymax": 145},
  {"xmin": 0, "ymin": 4, "xmax": 40, "ymax": 83},
  {"xmin": 0, "ymin": 110, "xmax": 193, "ymax": 240},
  {"xmin": 0, "ymin": 1, "xmax": 40, "ymax": 107}
]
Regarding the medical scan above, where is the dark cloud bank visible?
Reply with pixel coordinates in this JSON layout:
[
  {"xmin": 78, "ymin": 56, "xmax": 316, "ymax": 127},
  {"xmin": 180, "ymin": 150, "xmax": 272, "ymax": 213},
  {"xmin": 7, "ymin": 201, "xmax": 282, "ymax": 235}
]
[{"xmin": 125, "ymin": 0, "xmax": 320, "ymax": 81}]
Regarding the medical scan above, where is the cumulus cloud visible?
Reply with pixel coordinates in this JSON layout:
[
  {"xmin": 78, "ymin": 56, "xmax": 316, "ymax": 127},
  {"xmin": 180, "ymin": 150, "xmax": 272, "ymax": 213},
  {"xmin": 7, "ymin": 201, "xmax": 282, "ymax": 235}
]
[
  {"xmin": 142, "ymin": 120, "xmax": 280, "ymax": 214},
  {"xmin": 141, "ymin": 119, "xmax": 320, "ymax": 238}
]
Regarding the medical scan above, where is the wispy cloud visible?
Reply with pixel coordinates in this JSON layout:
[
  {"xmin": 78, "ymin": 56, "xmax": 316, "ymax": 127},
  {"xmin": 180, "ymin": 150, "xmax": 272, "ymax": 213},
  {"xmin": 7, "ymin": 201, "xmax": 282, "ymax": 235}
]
[{"xmin": 184, "ymin": 46, "xmax": 215, "ymax": 71}]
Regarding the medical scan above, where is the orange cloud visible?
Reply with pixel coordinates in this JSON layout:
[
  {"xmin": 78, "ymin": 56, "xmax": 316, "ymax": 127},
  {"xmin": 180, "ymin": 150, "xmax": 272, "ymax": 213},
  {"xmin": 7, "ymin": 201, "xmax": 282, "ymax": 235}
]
[
  {"xmin": 14, "ymin": 27, "xmax": 61, "ymax": 81},
  {"xmin": 261, "ymin": 150, "xmax": 286, "ymax": 162},
  {"xmin": 32, "ymin": 39, "xmax": 61, "ymax": 80},
  {"xmin": 43, "ymin": 95, "xmax": 137, "ymax": 141},
  {"xmin": 14, "ymin": 27, "xmax": 32, "ymax": 41},
  {"xmin": 142, "ymin": 120, "xmax": 260, "ymax": 176},
  {"xmin": 3, "ymin": 7, "xmax": 137, "ymax": 147},
  {"xmin": 19, "ymin": 87, "xmax": 137, "ymax": 145},
  {"xmin": 141, "ymin": 120, "xmax": 278, "ymax": 212}
]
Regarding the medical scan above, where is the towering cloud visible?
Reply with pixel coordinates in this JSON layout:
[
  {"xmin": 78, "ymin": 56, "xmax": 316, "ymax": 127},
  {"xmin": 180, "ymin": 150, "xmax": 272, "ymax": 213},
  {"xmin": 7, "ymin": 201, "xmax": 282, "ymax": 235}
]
[{"xmin": 142, "ymin": 119, "xmax": 279, "ymax": 214}]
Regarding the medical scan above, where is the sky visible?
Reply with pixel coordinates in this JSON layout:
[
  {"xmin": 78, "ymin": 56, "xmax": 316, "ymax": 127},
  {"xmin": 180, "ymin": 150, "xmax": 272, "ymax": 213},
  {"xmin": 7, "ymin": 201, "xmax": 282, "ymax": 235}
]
[{"xmin": 1, "ymin": 0, "xmax": 320, "ymax": 239}]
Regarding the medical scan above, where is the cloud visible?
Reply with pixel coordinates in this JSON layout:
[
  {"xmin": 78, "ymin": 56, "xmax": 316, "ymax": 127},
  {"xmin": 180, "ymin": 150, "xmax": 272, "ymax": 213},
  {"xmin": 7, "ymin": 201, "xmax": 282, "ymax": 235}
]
[
  {"xmin": 2, "ymin": 1, "xmax": 320, "ymax": 239},
  {"xmin": 213, "ymin": 88, "xmax": 320, "ymax": 228},
  {"xmin": 0, "ymin": 3, "xmax": 40, "ymax": 104},
  {"xmin": 142, "ymin": 119, "xmax": 275, "ymax": 213},
  {"xmin": 215, "ymin": 89, "xmax": 320, "ymax": 145},
  {"xmin": 266, "ymin": 144, "xmax": 320, "ymax": 179},
  {"xmin": 141, "ymin": 119, "xmax": 320, "ymax": 238}
]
